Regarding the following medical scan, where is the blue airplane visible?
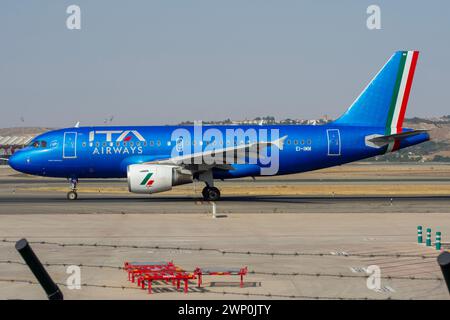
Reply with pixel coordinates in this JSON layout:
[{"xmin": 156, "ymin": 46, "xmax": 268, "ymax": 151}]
[{"xmin": 8, "ymin": 51, "xmax": 429, "ymax": 201}]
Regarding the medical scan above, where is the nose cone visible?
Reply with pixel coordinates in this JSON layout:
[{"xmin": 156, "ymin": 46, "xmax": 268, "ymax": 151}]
[{"xmin": 8, "ymin": 152, "xmax": 27, "ymax": 172}]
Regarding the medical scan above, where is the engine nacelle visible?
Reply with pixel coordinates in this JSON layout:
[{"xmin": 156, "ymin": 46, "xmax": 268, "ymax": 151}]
[{"xmin": 127, "ymin": 164, "xmax": 193, "ymax": 194}]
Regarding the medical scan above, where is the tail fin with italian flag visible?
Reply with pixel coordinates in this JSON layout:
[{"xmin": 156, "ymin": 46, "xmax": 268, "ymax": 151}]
[{"xmin": 334, "ymin": 51, "xmax": 419, "ymax": 138}]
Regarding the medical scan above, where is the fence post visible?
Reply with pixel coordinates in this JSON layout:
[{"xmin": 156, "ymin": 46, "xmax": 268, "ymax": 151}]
[
  {"xmin": 437, "ymin": 251, "xmax": 450, "ymax": 294},
  {"xmin": 15, "ymin": 238, "xmax": 64, "ymax": 300}
]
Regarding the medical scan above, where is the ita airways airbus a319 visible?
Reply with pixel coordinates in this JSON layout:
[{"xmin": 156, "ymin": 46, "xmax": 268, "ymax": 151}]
[{"xmin": 9, "ymin": 51, "xmax": 429, "ymax": 201}]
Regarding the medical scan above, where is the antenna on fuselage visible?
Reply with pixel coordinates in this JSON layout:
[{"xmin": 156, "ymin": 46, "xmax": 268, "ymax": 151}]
[{"xmin": 74, "ymin": 121, "xmax": 80, "ymax": 128}]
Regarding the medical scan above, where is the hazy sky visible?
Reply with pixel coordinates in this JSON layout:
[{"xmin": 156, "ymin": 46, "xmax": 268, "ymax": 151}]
[{"xmin": 1, "ymin": 1, "xmax": 449, "ymax": 127}]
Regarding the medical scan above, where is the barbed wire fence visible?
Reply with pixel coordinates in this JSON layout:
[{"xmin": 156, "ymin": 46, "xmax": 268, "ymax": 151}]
[
  {"xmin": 0, "ymin": 260, "xmax": 444, "ymax": 281},
  {"xmin": 0, "ymin": 278, "xmax": 400, "ymax": 300},
  {"xmin": 0, "ymin": 239, "xmax": 439, "ymax": 259},
  {"xmin": 1, "ymin": 238, "xmax": 444, "ymax": 300}
]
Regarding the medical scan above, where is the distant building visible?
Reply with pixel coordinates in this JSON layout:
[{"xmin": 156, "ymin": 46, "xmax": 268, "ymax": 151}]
[
  {"xmin": 0, "ymin": 135, "xmax": 35, "ymax": 165},
  {"xmin": 178, "ymin": 116, "xmax": 332, "ymax": 126}
]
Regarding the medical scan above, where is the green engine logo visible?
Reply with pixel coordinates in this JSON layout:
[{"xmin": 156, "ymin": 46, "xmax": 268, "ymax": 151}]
[{"xmin": 140, "ymin": 172, "xmax": 154, "ymax": 187}]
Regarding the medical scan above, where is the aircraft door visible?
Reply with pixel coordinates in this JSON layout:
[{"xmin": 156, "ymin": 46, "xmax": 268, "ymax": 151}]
[
  {"xmin": 63, "ymin": 132, "xmax": 77, "ymax": 159},
  {"xmin": 327, "ymin": 129, "xmax": 341, "ymax": 156}
]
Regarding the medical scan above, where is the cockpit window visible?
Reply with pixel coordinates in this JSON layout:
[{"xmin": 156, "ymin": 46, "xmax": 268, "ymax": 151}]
[{"xmin": 27, "ymin": 140, "xmax": 48, "ymax": 148}]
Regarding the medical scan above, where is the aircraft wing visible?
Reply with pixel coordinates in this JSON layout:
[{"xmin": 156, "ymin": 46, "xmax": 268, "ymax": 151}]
[
  {"xmin": 149, "ymin": 135, "xmax": 288, "ymax": 170},
  {"xmin": 367, "ymin": 129, "xmax": 428, "ymax": 147}
]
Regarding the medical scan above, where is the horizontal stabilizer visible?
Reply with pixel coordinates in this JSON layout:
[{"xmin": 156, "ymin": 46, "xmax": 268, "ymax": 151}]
[{"xmin": 367, "ymin": 129, "xmax": 428, "ymax": 147}]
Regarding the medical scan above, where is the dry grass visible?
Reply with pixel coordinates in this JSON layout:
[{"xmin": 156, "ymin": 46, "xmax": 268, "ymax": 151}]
[
  {"xmin": 20, "ymin": 184, "xmax": 450, "ymax": 196},
  {"xmin": 9, "ymin": 163, "xmax": 450, "ymax": 196}
]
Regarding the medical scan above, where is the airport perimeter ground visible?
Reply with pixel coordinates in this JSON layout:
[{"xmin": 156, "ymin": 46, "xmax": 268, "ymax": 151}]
[{"xmin": 0, "ymin": 163, "xmax": 449, "ymax": 300}]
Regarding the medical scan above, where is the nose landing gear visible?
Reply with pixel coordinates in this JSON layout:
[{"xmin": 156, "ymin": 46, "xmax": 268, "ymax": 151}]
[
  {"xmin": 67, "ymin": 178, "xmax": 78, "ymax": 200},
  {"xmin": 67, "ymin": 191, "xmax": 78, "ymax": 200}
]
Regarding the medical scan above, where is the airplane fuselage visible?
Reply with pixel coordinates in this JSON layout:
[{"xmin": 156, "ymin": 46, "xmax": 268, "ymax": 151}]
[{"xmin": 9, "ymin": 124, "xmax": 429, "ymax": 180}]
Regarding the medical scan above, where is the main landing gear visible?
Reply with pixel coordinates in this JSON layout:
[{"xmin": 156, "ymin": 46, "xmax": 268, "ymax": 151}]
[
  {"xmin": 198, "ymin": 170, "xmax": 221, "ymax": 201},
  {"xmin": 67, "ymin": 178, "xmax": 78, "ymax": 200},
  {"xmin": 202, "ymin": 186, "xmax": 221, "ymax": 201}
]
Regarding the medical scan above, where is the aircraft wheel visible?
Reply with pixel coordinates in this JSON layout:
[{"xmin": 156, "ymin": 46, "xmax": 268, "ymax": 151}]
[
  {"xmin": 203, "ymin": 187, "xmax": 220, "ymax": 201},
  {"xmin": 201, "ymin": 187, "xmax": 209, "ymax": 199},
  {"xmin": 67, "ymin": 191, "xmax": 78, "ymax": 200}
]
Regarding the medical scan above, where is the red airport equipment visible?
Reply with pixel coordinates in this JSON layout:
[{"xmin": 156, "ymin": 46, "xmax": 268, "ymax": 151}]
[
  {"xmin": 124, "ymin": 262, "xmax": 248, "ymax": 294},
  {"xmin": 124, "ymin": 261, "xmax": 195, "ymax": 294},
  {"xmin": 139, "ymin": 272, "xmax": 196, "ymax": 294},
  {"xmin": 194, "ymin": 266, "xmax": 248, "ymax": 288},
  {"xmin": 124, "ymin": 261, "xmax": 179, "ymax": 283}
]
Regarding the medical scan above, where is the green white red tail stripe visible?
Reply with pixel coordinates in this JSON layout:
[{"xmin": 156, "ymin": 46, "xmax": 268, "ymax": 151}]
[{"xmin": 385, "ymin": 50, "xmax": 419, "ymax": 152}]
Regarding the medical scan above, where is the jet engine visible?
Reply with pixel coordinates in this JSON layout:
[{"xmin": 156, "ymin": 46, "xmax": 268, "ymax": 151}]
[{"xmin": 127, "ymin": 164, "xmax": 193, "ymax": 194}]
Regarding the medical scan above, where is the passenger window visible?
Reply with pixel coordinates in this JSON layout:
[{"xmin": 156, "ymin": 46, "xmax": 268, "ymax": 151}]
[
  {"xmin": 82, "ymin": 142, "xmax": 87, "ymax": 148},
  {"xmin": 157, "ymin": 140, "xmax": 161, "ymax": 147},
  {"xmin": 294, "ymin": 140, "xmax": 298, "ymax": 145},
  {"xmin": 286, "ymin": 140, "xmax": 291, "ymax": 145},
  {"xmin": 150, "ymin": 141, "xmax": 154, "ymax": 146},
  {"xmin": 307, "ymin": 139, "xmax": 312, "ymax": 145}
]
